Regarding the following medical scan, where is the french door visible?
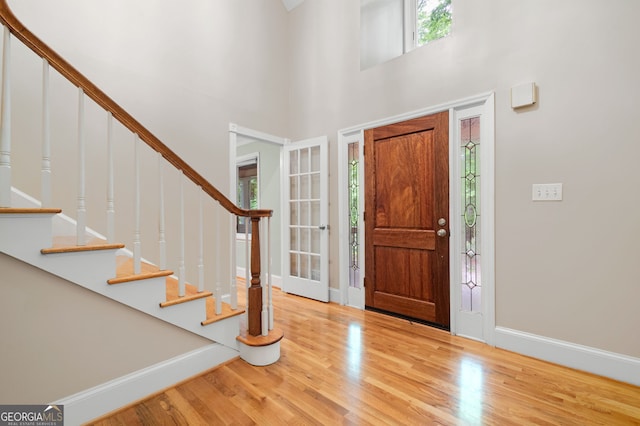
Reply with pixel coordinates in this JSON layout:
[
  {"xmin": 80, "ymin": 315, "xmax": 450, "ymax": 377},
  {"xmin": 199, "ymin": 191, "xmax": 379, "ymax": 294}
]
[{"xmin": 282, "ymin": 136, "xmax": 329, "ymax": 302}]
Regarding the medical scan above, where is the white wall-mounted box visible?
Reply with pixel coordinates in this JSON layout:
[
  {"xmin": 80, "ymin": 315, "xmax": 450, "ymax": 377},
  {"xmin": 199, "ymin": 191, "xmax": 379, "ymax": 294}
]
[{"xmin": 511, "ymin": 82, "xmax": 537, "ymax": 109}]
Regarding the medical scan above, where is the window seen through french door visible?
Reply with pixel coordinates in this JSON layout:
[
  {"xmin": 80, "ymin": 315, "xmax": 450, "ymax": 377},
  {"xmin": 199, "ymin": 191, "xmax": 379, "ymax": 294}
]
[{"xmin": 237, "ymin": 161, "xmax": 258, "ymax": 234}]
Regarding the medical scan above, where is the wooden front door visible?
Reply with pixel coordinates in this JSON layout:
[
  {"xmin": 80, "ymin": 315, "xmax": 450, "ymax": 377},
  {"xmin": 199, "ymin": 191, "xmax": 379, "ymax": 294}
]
[{"xmin": 364, "ymin": 112, "xmax": 450, "ymax": 328}]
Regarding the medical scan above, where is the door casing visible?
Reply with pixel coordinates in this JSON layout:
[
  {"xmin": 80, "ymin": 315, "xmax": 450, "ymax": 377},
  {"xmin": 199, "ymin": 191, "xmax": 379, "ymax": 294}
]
[
  {"xmin": 229, "ymin": 125, "xmax": 330, "ymax": 304},
  {"xmin": 229, "ymin": 123, "xmax": 287, "ymax": 292},
  {"xmin": 337, "ymin": 92, "xmax": 495, "ymax": 344}
]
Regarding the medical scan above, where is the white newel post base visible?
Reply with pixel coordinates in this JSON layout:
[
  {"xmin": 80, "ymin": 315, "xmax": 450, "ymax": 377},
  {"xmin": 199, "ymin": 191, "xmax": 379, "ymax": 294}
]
[{"xmin": 236, "ymin": 328, "xmax": 284, "ymax": 366}]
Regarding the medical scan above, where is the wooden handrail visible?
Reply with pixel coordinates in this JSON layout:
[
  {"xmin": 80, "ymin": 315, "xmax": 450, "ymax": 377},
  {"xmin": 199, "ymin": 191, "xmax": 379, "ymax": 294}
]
[{"xmin": 0, "ymin": 0, "xmax": 271, "ymax": 219}]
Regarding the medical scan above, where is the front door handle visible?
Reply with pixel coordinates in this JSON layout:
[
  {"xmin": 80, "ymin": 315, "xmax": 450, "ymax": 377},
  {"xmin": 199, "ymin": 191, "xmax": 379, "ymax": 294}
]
[{"xmin": 437, "ymin": 229, "xmax": 447, "ymax": 237}]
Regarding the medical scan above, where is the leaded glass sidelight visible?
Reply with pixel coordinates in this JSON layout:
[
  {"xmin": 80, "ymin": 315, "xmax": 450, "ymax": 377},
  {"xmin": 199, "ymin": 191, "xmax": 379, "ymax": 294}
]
[
  {"xmin": 348, "ymin": 142, "xmax": 361, "ymax": 288},
  {"xmin": 461, "ymin": 117, "xmax": 481, "ymax": 312}
]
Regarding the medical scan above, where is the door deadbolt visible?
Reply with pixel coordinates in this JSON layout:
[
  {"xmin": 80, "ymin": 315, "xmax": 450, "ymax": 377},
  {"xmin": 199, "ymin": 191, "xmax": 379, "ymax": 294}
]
[{"xmin": 438, "ymin": 218, "xmax": 447, "ymax": 226}]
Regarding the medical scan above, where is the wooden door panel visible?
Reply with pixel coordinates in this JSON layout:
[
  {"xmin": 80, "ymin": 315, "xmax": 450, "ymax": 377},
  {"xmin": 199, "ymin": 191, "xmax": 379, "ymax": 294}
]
[
  {"xmin": 371, "ymin": 114, "xmax": 443, "ymax": 140},
  {"xmin": 373, "ymin": 133, "xmax": 434, "ymax": 228},
  {"xmin": 372, "ymin": 292, "xmax": 436, "ymax": 323},
  {"xmin": 374, "ymin": 247, "xmax": 433, "ymax": 299},
  {"xmin": 373, "ymin": 229, "xmax": 435, "ymax": 250},
  {"xmin": 373, "ymin": 247, "xmax": 437, "ymax": 323},
  {"xmin": 365, "ymin": 111, "xmax": 449, "ymax": 328}
]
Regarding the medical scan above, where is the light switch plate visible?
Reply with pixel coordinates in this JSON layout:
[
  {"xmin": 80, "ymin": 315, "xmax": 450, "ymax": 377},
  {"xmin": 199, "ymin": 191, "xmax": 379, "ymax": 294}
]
[{"xmin": 532, "ymin": 183, "xmax": 562, "ymax": 201}]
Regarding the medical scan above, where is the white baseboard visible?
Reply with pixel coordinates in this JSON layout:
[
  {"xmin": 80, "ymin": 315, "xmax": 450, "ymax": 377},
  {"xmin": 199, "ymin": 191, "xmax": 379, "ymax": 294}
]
[
  {"xmin": 54, "ymin": 344, "xmax": 238, "ymax": 425},
  {"xmin": 329, "ymin": 287, "xmax": 341, "ymax": 304},
  {"xmin": 495, "ymin": 327, "xmax": 640, "ymax": 386}
]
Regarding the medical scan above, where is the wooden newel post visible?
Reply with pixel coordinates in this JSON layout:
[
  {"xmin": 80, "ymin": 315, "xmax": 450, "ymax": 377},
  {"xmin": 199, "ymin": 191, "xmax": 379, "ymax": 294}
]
[{"xmin": 248, "ymin": 216, "xmax": 262, "ymax": 336}]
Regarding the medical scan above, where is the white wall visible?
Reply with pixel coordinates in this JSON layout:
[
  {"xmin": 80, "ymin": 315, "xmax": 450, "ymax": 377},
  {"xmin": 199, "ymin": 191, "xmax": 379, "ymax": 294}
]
[
  {"xmin": 286, "ymin": 0, "xmax": 640, "ymax": 359},
  {"xmin": 360, "ymin": 0, "xmax": 404, "ymax": 69}
]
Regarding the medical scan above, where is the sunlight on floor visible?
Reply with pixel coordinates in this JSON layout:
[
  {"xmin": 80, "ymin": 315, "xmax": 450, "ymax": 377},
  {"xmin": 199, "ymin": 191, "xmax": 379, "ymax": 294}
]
[
  {"xmin": 458, "ymin": 357, "xmax": 484, "ymax": 424},
  {"xmin": 347, "ymin": 322, "xmax": 362, "ymax": 380}
]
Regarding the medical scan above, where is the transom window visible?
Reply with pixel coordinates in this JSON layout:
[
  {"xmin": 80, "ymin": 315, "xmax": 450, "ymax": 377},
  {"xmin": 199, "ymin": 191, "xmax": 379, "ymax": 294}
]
[
  {"xmin": 360, "ymin": 0, "xmax": 452, "ymax": 69},
  {"xmin": 415, "ymin": 0, "xmax": 452, "ymax": 48}
]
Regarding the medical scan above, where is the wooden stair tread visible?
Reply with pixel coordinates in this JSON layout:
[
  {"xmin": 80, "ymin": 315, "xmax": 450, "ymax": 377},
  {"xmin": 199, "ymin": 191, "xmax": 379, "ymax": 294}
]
[
  {"xmin": 236, "ymin": 327, "xmax": 284, "ymax": 347},
  {"xmin": 108, "ymin": 256, "xmax": 173, "ymax": 284},
  {"xmin": 201, "ymin": 297, "xmax": 245, "ymax": 325},
  {"xmin": 41, "ymin": 236, "xmax": 125, "ymax": 254},
  {"xmin": 160, "ymin": 277, "xmax": 212, "ymax": 307},
  {"xmin": 0, "ymin": 207, "xmax": 62, "ymax": 214}
]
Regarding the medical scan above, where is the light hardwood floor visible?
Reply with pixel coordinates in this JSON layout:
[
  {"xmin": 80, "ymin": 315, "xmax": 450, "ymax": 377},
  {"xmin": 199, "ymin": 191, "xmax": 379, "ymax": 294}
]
[{"xmin": 89, "ymin": 287, "xmax": 640, "ymax": 425}]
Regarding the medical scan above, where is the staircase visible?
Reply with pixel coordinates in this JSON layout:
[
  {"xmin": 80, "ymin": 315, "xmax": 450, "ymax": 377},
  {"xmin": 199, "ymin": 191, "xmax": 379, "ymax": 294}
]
[
  {"xmin": 0, "ymin": 1, "xmax": 282, "ymax": 423},
  {"xmin": 1, "ymin": 188, "xmax": 244, "ymax": 349}
]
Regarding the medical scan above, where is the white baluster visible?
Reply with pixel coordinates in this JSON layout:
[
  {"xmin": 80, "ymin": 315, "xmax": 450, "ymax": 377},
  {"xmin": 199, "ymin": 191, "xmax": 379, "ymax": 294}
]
[
  {"xmin": 158, "ymin": 153, "xmax": 166, "ymax": 270},
  {"xmin": 198, "ymin": 187, "xmax": 204, "ymax": 293},
  {"xmin": 230, "ymin": 213, "xmax": 238, "ymax": 310},
  {"xmin": 133, "ymin": 134, "xmax": 141, "ymax": 274},
  {"xmin": 106, "ymin": 112, "xmax": 115, "ymax": 242},
  {"xmin": 41, "ymin": 59, "xmax": 51, "ymax": 207},
  {"xmin": 215, "ymin": 204, "xmax": 222, "ymax": 314},
  {"xmin": 0, "ymin": 27, "xmax": 11, "ymax": 208},
  {"xmin": 76, "ymin": 88, "xmax": 86, "ymax": 246},
  {"xmin": 261, "ymin": 218, "xmax": 268, "ymax": 336},
  {"xmin": 178, "ymin": 171, "xmax": 185, "ymax": 297},
  {"xmin": 268, "ymin": 216, "xmax": 274, "ymax": 330}
]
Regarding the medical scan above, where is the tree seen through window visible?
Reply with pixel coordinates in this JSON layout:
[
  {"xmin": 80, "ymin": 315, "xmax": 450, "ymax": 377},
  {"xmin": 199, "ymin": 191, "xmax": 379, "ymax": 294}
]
[{"xmin": 417, "ymin": 0, "xmax": 452, "ymax": 46}]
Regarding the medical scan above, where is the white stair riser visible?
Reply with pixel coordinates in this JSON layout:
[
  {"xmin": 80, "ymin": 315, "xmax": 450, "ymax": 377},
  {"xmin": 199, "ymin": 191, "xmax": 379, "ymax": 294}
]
[
  {"xmin": 158, "ymin": 299, "xmax": 241, "ymax": 349},
  {"xmin": 197, "ymin": 315, "xmax": 241, "ymax": 349},
  {"xmin": 158, "ymin": 297, "xmax": 207, "ymax": 330},
  {"xmin": 103, "ymin": 277, "xmax": 168, "ymax": 310},
  {"xmin": 38, "ymin": 250, "xmax": 118, "ymax": 288},
  {"xmin": 0, "ymin": 214, "xmax": 54, "ymax": 257}
]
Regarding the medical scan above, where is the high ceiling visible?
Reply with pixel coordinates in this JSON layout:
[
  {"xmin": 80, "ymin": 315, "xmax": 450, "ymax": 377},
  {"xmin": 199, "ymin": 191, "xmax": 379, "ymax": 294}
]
[{"xmin": 281, "ymin": 0, "xmax": 305, "ymax": 12}]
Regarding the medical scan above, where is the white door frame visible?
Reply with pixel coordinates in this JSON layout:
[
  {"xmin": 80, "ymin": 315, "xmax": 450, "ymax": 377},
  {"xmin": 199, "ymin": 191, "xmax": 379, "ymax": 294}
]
[
  {"xmin": 228, "ymin": 123, "xmax": 288, "ymax": 291},
  {"xmin": 337, "ymin": 92, "xmax": 495, "ymax": 344},
  {"xmin": 337, "ymin": 128, "xmax": 365, "ymax": 309}
]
